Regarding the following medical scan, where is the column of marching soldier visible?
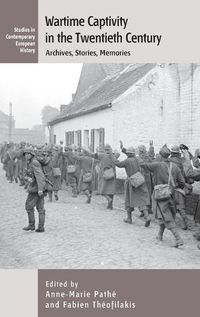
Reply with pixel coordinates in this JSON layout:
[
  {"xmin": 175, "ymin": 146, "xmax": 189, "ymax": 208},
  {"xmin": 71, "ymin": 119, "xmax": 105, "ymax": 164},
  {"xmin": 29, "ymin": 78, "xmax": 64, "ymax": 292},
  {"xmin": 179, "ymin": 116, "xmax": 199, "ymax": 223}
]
[{"xmin": 1, "ymin": 140, "xmax": 200, "ymax": 249}]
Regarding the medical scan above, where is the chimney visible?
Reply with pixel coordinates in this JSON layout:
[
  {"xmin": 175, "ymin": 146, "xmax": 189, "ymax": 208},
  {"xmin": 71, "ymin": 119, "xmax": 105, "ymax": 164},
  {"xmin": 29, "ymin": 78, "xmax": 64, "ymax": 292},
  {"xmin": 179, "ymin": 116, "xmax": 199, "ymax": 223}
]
[{"xmin": 60, "ymin": 104, "xmax": 67, "ymax": 113}]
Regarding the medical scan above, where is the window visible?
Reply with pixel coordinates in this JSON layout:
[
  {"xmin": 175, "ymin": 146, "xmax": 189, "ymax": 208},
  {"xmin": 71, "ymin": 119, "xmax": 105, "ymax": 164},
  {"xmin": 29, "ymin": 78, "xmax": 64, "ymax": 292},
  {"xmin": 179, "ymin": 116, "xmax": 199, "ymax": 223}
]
[
  {"xmin": 53, "ymin": 134, "xmax": 56, "ymax": 144},
  {"xmin": 65, "ymin": 132, "xmax": 69, "ymax": 146},
  {"xmin": 90, "ymin": 129, "xmax": 95, "ymax": 152},
  {"xmin": 84, "ymin": 130, "xmax": 89, "ymax": 149},
  {"xmin": 65, "ymin": 131, "xmax": 74, "ymax": 145},
  {"xmin": 77, "ymin": 130, "xmax": 82, "ymax": 147},
  {"xmin": 74, "ymin": 131, "xmax": 78, "ymax": 146},
  {"xmin": 91, "ymin": 128, "xmax": 105, "ymax": 152},
  {"xmin": 65, "ymin": 128, "xmax": 105, "ymax": 150},
  {"xmin": 99, "ymin": 128, "xmax": 105, "ymax": 149},
  {"xmin": 73, "ymin": 130, "xmax": 82, "ymax": 147},
  {"xmin": 69, "ymin": 131, "xmax": 74, "ymax": 145}
]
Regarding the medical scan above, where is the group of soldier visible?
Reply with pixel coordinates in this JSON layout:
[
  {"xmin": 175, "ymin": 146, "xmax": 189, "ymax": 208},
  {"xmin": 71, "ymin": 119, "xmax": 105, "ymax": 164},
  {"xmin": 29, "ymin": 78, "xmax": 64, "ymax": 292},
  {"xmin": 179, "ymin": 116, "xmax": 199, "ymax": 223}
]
[{"xmin": 1, "ymin": 140, "xmax": 200, "ymax": 249}]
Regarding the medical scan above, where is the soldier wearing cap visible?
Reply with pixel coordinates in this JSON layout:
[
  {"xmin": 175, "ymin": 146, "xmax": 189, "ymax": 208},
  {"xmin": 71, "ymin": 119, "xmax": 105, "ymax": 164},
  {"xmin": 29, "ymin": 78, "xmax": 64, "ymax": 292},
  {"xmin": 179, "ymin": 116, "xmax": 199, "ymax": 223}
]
[
  {"xmin": 140, "ymin": 145, "xmax": 185, "ymax": 247},
  {"xmin": 50, "ymin": 146, "xmax": 62, "ymax": 200},
  {"xmin": 120, "ymin": 140, "xmax": 154, "ymax": 217},
  {"xmin": 62, "ymin": 146, "xmax": 70, "ymax": 186},
  {"xmin": 169, "ymin": 145, "xmax": 192, "ymax": 230},
  {"xmin": 94, "ymin": 146, "xmax": 104, "ymax": 193},
  {"xmin": 72, "ymin": 147, "xmax": 95, "ymax": 203},
  {"xmin": 0, "ymin": 142, "xmax": 7, "ymax": 163},
  {"xmin": 96, "ymin": 144, "xmax": 116, "ymax": 209},
  {"xmin": 191, "ymin": 148, "xmax": 200, "ymax": 170},
  {"xmin": 64, "ymin": 144, "xmax": 80, "ymax": 197},
  {"xmin": 18, "ymin": 142, "xmax": 27, "ymax": 186},
  {"xmin": 13, "ymin": 144, "xmax": 22, "ymax": 183},
  {"xmin": 41, "ymin": 147, "xmax": 54, "ymax": 202},
  {"xmin": 111, "ymin": 145, "xmax": 151, "ymax": 226},
  {"xmin": 58, "ymin": 146, "xmax": 66, "ymax": 186},
  {"xmin": 23, "ymin": 147, "xmax": 46, "ymax": 232},
  {"xmin": 3, "ymin": 142, "xmax": 15, "ymax": 183},
  {"xmin": 83, "ymin": 144, "xmax": 116, "ymax": 209},
  {"xmin": 170, "ymin": 145, "xmax": 183, "ymax": 171}
]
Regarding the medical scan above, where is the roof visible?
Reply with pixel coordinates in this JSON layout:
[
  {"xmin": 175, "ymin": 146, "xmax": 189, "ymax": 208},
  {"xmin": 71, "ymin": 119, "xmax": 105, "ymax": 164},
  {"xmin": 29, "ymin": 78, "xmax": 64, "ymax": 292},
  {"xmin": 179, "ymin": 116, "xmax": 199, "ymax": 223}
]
[
  {"xmin": 74, "ymin": 63, "xmax": 131, "ymax": 102},
  {"xmin": 49, "ymin": 63, "xmax": 156, "ymax": 126}
]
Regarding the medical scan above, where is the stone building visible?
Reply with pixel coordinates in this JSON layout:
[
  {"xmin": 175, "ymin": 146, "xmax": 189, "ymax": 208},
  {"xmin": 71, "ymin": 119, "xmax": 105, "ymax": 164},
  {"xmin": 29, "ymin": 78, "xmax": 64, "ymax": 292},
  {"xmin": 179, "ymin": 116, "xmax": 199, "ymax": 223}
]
[
  {"xmin": 0, "ymin": 109, "xmax": 45, "ymax": 144},
  {"xmin": 48, "ymin": 63, "xmax": 200, "ymax": 154},
  {"xmin": 0, "ymin": 110, "xmax": 15, "ymax": 143}
]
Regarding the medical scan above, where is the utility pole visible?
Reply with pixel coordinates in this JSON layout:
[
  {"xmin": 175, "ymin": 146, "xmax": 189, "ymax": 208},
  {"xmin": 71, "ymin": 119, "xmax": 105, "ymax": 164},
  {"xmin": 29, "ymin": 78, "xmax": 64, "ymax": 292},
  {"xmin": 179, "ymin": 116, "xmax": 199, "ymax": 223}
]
[{"xmin": 8, "ymin": 102, "xmax": 12, "ymax": 142}]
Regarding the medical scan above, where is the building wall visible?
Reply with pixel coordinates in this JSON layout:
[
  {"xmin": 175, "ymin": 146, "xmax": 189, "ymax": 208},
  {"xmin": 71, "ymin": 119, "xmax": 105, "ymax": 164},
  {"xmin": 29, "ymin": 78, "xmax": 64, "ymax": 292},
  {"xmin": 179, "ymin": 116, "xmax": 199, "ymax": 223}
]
[
  {"xmin": 0, "ymin": 128, "xmax": 9, "ymax": 143},
  {"xmin": 180, "ymin": 64, "xmax": 200, "ymax": 151},
  {"xmin": 45, "ymin": 126, "xmax": 50, "ymax": 143},
  {"xmin": 50, "ymin": 63, "xmax": 200, "ymax": 154},
  {"xmin": 0, "ymin": 114, "xmax": 15, "ymax": 143},
  {"xmin": 192, "ymin": 66, "xmax": 200, "ymax": 150},
  {"xmin": 112, "ymin": 64, "xmax": 200, "ymax": 153},
  {"xmin": 10, "ymin": 129, "xmax": 45, "ymax": 145},
  {"xmin": 51, "ymin": 108, "xmax": 114, "ymax": 149}
]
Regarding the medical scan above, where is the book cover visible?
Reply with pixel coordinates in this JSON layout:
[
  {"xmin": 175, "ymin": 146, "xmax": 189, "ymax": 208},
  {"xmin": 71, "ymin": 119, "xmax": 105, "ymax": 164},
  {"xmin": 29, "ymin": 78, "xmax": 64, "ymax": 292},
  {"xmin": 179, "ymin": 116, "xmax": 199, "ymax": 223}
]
[{"xmin": 0, "ymin": 1, "xmax": 200, "ymax": 317}]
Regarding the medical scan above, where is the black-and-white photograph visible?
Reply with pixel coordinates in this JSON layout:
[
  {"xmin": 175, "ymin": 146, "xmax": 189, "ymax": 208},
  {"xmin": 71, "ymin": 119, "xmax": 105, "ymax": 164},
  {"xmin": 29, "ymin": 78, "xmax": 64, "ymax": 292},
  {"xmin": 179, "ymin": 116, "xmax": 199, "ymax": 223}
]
[{"xmin": 1, "ymin": 63, "xmax": 200, "ymax": 269}]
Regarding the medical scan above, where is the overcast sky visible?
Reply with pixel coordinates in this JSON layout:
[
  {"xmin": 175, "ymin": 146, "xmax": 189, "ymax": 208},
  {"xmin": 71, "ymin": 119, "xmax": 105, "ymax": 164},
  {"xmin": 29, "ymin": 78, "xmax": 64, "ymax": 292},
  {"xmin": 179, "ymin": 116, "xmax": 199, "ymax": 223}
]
[{"xmin": 0, "ymin": 63, "xmax": 82, "ymax": 128}]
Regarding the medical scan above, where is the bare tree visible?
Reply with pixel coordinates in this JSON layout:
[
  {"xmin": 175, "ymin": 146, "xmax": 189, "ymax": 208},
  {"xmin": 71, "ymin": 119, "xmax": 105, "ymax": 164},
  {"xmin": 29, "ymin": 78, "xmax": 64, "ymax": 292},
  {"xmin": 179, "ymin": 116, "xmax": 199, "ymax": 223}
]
[{"xmin": 41, "ymin": 105, "xmax": 59, "ymax": 125}]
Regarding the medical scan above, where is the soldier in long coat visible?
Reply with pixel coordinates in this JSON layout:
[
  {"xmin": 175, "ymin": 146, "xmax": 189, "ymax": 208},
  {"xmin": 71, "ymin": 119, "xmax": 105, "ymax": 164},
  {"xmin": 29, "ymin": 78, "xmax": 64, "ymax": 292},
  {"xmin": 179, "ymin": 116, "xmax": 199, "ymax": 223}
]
[
  {"xmin": 93, "ymin": 146, "xmax": 104, "ymax": 194},
  {"xmin": 140, "ymin": 145, "xmax": 185, "ymax": 248},
  {"xmin": 51, "ymin": 147, "xmax": 61, "ymax": 200},
  {"xmin": 1, "ymin": 144, "xmax": 8, "ymax": 177},
  {"xmin": 59, "ymin": 149, "xmax": 67, "ymax": 186},
  {"xmin": 0, "ymin": 142, "xmax": 7, "ymax": 163},
  {"xmin": 73, "ymin": 150, "xmax": 95, "ymax": 203},
  {"xmin": 64, "ymin": 145, "xmax": 80, "ymax": 197},
  {"xmin": 111, "ymin": 146, "xmax": 151, "ymax": 226},
  {"xmin": 23, "ymin": 147, "xmax": 46, "ymax": 232},
  {"xmin": 181, "ymin": 149, "xmax": 200, "ymax": 248},
  {"xmin": 37, "ymin": 148, "xmax": 54, "ymax": 202},
  {"xmin": 3, "ymin": 143, "xmax": 15, "ymax": 183},
  {"xmin": 62, "ymin": 146, "xmax": 70, "ymax": 186},
  {"xmin": 18, "ymin": 142, "xmax": 27, "ymax": 186},
  {"xmin": 169, "ymin": 145, "xmax": 192, "ymax": 230},
  {"xmin": 138, "ymin": 143, "xmax": 155, "ymax": 210},
  {"xmin": 86, "ymin": 144, "xmax": 116, "ymax": 209},
  {"xmin": 13, "ymin": 147, "xmax": 22, "ymax": 183},
  {"xmin": 120, "ymin": 140, "xmax": 154, "ymax": 217}
]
